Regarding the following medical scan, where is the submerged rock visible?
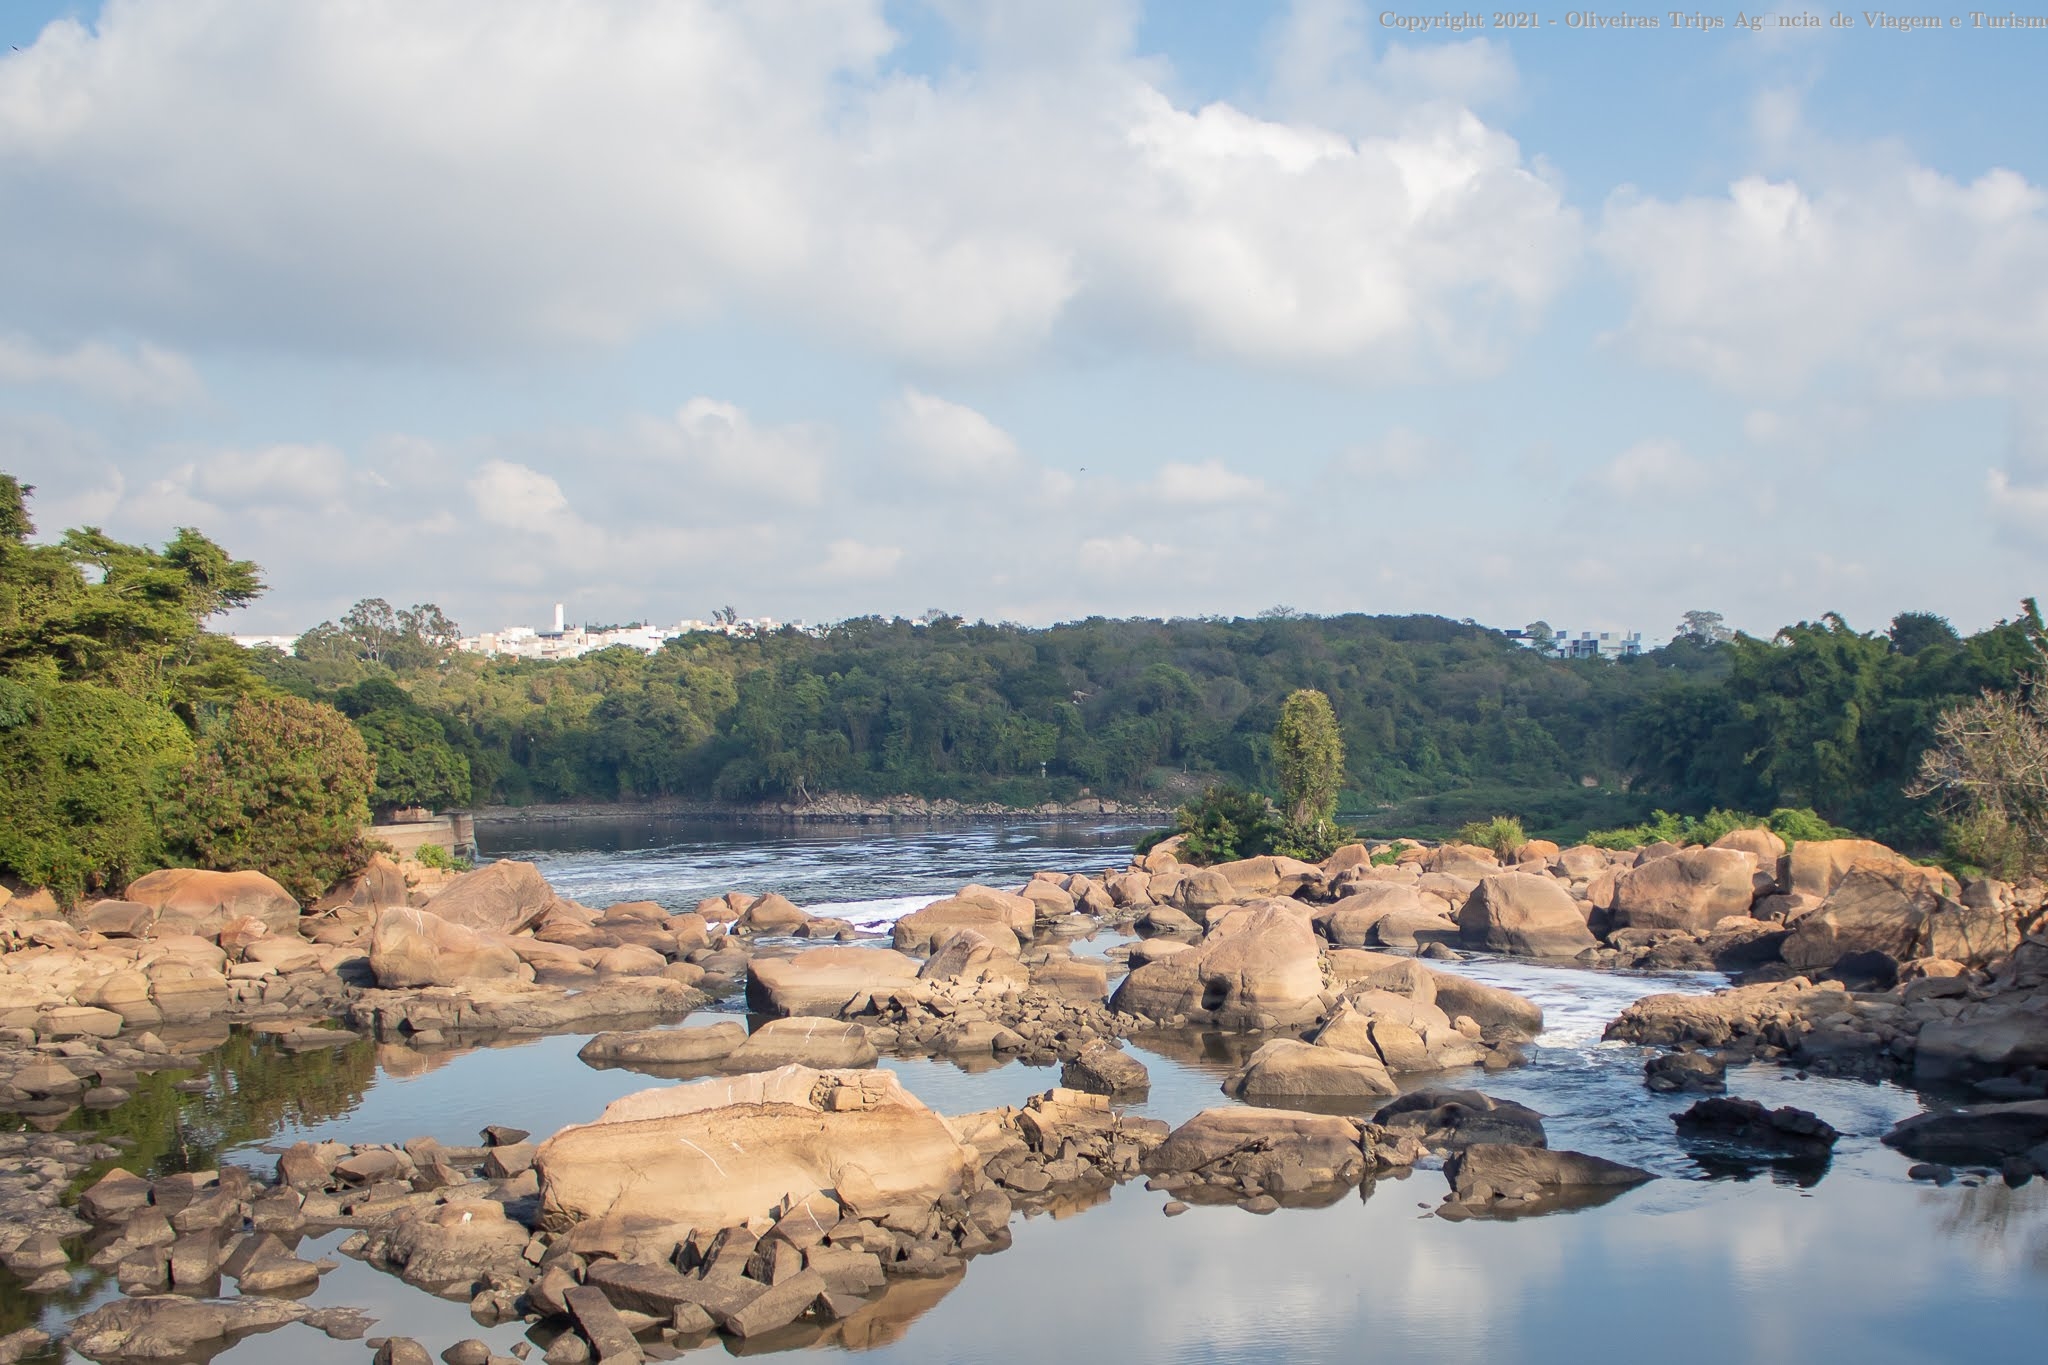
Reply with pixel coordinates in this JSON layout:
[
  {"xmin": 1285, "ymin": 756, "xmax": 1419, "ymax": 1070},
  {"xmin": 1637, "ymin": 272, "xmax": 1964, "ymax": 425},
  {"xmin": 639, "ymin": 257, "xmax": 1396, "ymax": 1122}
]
[
  {"xmin": 1439, "ymin": 1143, "xmax": 1653, "ymax": 1218},
  {"xmin": 1882, "ymin": 1100, "xmax": 2048, "ymax": 1166},
  {"xmin": 1644, "ymin": 1050, "xmax": 1727, "ymax": 1094},
  {"xmin": 1672, "ymin": 1097, "xmax": 1839, "ymax": 1159},
  {"xmin": 1372, "ymin": 1088, "xmax": 1548, "ymax": 1150}
]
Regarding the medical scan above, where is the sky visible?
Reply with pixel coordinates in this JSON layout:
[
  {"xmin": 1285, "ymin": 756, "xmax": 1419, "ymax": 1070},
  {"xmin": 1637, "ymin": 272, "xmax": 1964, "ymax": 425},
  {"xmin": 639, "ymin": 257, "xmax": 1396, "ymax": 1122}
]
[{"xmin": 3, "ymin": 0, "xmax": 2045, "ymax": 642}]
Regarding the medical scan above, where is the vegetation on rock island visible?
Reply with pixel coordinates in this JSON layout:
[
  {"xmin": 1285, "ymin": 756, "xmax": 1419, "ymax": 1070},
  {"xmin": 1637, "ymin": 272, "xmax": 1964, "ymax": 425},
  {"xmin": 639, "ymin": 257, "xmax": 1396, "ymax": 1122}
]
[
  {"xmin": 6, "ymin": 468, "xmax": 2048, "ymax": 896},
  {"xmin": 0, "ymin": 477, "xmax": 370, "ymax": 902}
]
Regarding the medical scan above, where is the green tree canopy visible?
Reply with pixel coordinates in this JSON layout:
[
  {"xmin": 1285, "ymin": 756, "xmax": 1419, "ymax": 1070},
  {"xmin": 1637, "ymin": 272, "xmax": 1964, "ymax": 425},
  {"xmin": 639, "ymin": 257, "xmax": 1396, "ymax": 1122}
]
[{"xmin": 159, "ymin": 693, "xmax": 375, "ymax": 900}]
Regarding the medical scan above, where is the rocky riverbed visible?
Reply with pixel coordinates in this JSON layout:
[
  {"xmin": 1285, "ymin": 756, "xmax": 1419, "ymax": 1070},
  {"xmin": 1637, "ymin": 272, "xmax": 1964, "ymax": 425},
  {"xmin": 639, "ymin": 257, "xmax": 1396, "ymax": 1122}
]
[{"xmin": 2, "ymin": 821, "xmax": 2044, "ymax": 1364}]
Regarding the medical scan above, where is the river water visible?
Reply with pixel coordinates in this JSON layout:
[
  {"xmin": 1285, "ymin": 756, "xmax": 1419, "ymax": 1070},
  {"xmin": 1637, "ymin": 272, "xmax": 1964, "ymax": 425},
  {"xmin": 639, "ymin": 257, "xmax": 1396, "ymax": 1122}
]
[{"xmin": 8, "ymin": 819, "xmax": 2045, "ymax": 1364}]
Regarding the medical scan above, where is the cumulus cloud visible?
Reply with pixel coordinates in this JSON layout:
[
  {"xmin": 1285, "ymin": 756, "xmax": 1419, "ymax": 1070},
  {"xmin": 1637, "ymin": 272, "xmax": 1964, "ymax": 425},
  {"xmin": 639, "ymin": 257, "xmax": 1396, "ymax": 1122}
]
[
  {"xmin": 0, "ymin": 334, "xmax": 201, "ymax": 405},
  {"xmin": 886, "ymin": 387, "xmax": 1023, "ymax": 483},
  {"xmin": 0, "ymin": 0, "xmax": 1578, "ymax": 373},
  {"xmin": 1148, "ymin": 458, "xmax": 1268, "ymax": 506},
  {"xmin": 468, "ymin": 460, "xmax": 583, "ymax": 538},
  {"xmin": 1598, "ymin": 111, "xmax": 2048, "ymax": 398},
  {"xmin": 625, "ymin": 399, "xmax": 831, "ymax": 504},
  {"xmin": 192, "ymin": 444, "xmax": 350, "ymax": 504},
  {"xmin": 1589, "ymin": 438, "xmax": 1703, "ymax": 499}
]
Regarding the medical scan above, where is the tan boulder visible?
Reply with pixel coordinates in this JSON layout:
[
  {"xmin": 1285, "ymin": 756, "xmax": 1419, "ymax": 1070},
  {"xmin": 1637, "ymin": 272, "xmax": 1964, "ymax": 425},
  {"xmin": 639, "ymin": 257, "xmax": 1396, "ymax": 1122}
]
[
  {"xmin": 890, "ymin": 894, "xmax": 1028, "ymax": 954},
  {"xmin": 1458, "ymin": 873, "xmax": 1597, "ymax": 957},
  {"xmin": 1555, "ymin": 846, "xmax": 1609, "ymax": 881},
  {"xmin": 918, "ymin": 930, "xmax": 1030, "ymax": 991},
  {"xmin": 1317, "ymin": 884, "xmax": 1425, "ymax": 948},
  {"xmin": 724, "ymin": 1018, "xmax": 878, "ymax": 1071},
  {"xmin": 535, "ymin": 1066, "xmax": 975, "ymax": 1232},
  {"xmin": 409, "ymin": 859, "xmax": 555, "ymax": 936},
  {"xmin": 79, "ymin": 900, "xmax": 157, "ymax": 938},
  {"xmin": 1609, "ymin": 847, "xmax": 1758, "ymax": 934},
  {"xmin": 124, "ymin": 868, "xmax": 300, "ymax": 936},
  {"xmin": 1109, "ymin": 903, "xmax": 1327, "ymax": 1030},
  {"xmin": 310, "ymin": 855, "xmax": 411, "ymax": 914},
  {"xmin": 1782, "ymin": 865, "xmax": 1943, "ymax": 973},
  {"xmin": 367, "ymin": 906, "xmax": 524, "ymax": 989},
  {"xmin": 1426, "ymin": 844, "xmax": 1501, "ymax": 878},
  {"xmin": 1223, "ymin": 1038, "xmax": 1396, "ymax": 1100},
  {"xmin": 746, "ymin": 946, "xmax": 922, "ymax": 1017},
  {"xmin": 1429, "ymin": 972, "xmax": 1545, "ymax": 1038},
  {"xmin": 1710, "ymin": 827, "xmax": 1786, "ymax": 877},
  {"xmin": 1785, "ymin": 839, "xmax": 1954, "ymax": 902},
  {"xmin": 736, "ymin": 893, "xmax": 810, "ymax": 934},
  {"xmin": 1514, "ymin": 839, "xmax": 1561, "ymax": 865}
]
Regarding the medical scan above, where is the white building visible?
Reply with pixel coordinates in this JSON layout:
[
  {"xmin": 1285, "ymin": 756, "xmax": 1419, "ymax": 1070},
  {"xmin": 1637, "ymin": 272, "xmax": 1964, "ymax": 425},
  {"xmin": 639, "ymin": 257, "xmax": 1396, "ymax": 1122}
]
[{"xmin": 455, "ymin": 610, "xmax": 804, "ymax": 661}]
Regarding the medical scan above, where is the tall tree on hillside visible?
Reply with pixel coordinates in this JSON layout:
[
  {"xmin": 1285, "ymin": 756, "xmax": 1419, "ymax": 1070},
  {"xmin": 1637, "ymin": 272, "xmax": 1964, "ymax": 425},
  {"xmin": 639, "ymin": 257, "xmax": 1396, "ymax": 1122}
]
[{"xmin": 1275, "ymin": 688, "xmax": 1344, "ymax": 829}]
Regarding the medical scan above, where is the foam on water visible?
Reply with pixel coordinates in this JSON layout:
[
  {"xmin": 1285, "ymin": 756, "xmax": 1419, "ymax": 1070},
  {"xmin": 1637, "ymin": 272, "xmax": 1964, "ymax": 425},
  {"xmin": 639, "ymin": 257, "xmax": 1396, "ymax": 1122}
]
[
  {"xmin": 803, "ymin": 893, "xmax": 947, "ymax": 930},
  {"xmin": 1434, "ymin": 954, "xmax": 1726, "ymax": 1049}
]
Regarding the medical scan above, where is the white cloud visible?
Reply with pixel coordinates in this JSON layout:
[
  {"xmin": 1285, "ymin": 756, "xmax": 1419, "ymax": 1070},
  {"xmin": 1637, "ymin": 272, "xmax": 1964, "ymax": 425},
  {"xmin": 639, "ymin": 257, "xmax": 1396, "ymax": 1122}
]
[
  {"xmin": 1590, "ymin": 438, "xmax": 1702, "ymax": 499},
  {"xmin": 1598, "ymin": 110, "xmax": 2048, "ymax": 398},
  {"xmin": 819, "ymin": 539, "xmax": 903, "ymax": 580},
  {"xmin": 0, "ymin": 333, "xmax": 201, "ymax": 405},
  {"xmin": 0, "ymin": 0, "xmax": 1578, "ymax": 374},
  {"xmin": 886, "ymin": 387, "xmax": 1022, "ymax": 483},
  {"xmin": 1332, "ymin": 426, "xmax": 1465, "ymax": 480},
  {"xmin": 193, "ymin": 444, "xmax": 349, "ymax": 504},
  {"xmin": 1076, "ymin": 534, "xmax": 1179, "ymax": 575},
  {"xmin": 468, "ymin": 460, "xmax": 581, "ymax": 538},
  {"xmin": 1148, "ymin": 458, "xmax": 1268, "ymax": 506},
  {"xmin": 626, "ymin": 399, "xmax": 830, "ymax": 504}
]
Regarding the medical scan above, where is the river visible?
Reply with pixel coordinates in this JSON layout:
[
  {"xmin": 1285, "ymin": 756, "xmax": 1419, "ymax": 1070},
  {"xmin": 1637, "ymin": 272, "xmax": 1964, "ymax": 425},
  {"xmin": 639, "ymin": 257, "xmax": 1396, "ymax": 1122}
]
[{"xmin": 6, "ymin": 819, "xmax": 2044, "ymax": 1364}]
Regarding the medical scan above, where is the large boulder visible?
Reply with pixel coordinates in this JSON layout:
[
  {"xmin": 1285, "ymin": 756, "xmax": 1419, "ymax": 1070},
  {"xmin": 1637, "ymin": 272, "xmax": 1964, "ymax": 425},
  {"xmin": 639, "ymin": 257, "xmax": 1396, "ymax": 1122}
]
[
  {"xmin": 414, "ymin": 860, "xmax": 556, "ymax": 935},
  {"xmin": 1609, "ymin": 847, "xmax": 1758, "ymax": 934},
  {"xmin": 367, "ymin": 906, "xmax": 524, "ymax": 989},
  {"xmin": 890, "ymin": 891, "xmax": 1030, "ymax": 955},
  {"xmin": 1222, "ymin": 1038, "xmax": 1396, "ymax": 1101},
  {"xmin": 1373, "ymin": 1087, "xmax": 1548, "ymax": 1149},
  {"xmin": 1882, "ymin": 1100, "xmax": 2048, "ymax": 1166},
  {"xmin": 724, "ymin": 1017, "xmax": 878, "ymax": 1071},
  {"xmin": 1711, "ymin": 827, "xmax": 1786, "ymax": 876},
  {"xmin": 310, "ymin": 854, "xmax": 411, "ymax": 914},
  {"xmin": 1458, "ymin": 874, "xmax": 1597, "ymax": 957},
  {"xmin": 122, "ymin": 869, "xmax": 299, "ymax": 936},
  {"xmin": 1428, "ymin": 972, "xmax": 1545, "ymax": 1038},
  {"xmin": 534, "ymin": 1066, "xmax": 976, "ymax": 1232},
  {"xmin": 746, "ymin": 947, "xmax": 922, "ymax": 1018},
  {"xmin": 1142, "ymin": 1107, "xmax": 1367, "ymax": 1189},
  {"xmin": 1782, "ymin": 865, "xmax": 1939, "ymax": 973},
  {"xmin": 578, "ymin": 1022, "xmax": 749, "ymax": 1069},
  {"xmin": 1785, "ymin": 839, "xmax": 1954, "ymax": 902},
  {"xmin": 1109, "ymin": 903, "xmax": 1328, "ymax": 1030},
  {"xmin": 1316, "ymin": 884, "xmax": 1426, "ymax": 948}
]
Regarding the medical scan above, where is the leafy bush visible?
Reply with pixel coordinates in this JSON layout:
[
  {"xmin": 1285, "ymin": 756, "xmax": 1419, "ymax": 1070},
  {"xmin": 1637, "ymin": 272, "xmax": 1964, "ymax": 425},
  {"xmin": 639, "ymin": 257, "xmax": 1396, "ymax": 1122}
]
[
  {"xmin": 1369, "ymin": 848, "xmax": 1402, "ymax": 867},
  {"xmin": 160, "ymin": 694, "xmax": 376, "ymax": 900},
  {"xmin": 1455, "ymin": 816, "xmax": 1527, "ymax": 860},
  {"xmin": 1275, "ymin": 816, "xmax": 1353, "ymax": 862},
  {"xmin": 1584, "ymin": 806, "xmax": 1850, "ymax": 851},
  {"xmin": 1175, "ymin": 786, "xmax": 1284, "ymax": 865},
  {"xmin": 412, "ymin": 842, "xmax": 455, "ymax": 871},
  {"xmin": 1764, "ymin": 807, "xmax": 1852, "ymax": 844},
  {"xmin": 0, "ymin": 673, "xmax": 192, "ymax": 903}
]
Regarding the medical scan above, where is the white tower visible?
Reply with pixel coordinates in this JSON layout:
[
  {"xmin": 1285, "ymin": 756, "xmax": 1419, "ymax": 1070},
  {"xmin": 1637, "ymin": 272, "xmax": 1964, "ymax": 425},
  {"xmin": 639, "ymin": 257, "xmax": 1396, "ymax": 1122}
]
[{"xmin": 552, "ymin": 602, "xmax": 565, "ymax": 634}]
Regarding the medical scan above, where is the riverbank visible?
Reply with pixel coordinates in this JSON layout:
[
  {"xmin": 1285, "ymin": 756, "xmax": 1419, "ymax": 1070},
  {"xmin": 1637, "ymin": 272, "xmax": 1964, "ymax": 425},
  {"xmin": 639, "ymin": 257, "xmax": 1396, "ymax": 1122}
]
[{"xmin": 471, "ymin": 794, "xmax": 1172, "ymax": 825}]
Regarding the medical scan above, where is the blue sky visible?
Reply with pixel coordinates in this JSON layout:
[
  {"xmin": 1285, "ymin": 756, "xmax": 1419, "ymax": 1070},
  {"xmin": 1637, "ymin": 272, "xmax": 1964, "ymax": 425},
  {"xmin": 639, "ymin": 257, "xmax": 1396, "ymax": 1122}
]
[{"xmin": 3, "ymin": 0, "xmax": 2044, "ymax": 640}]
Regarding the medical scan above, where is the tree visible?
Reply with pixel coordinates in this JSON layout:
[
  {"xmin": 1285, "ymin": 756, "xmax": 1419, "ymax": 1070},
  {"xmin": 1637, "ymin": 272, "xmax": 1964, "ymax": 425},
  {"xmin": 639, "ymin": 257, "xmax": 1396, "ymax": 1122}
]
[
  {"xmin": 1275, "ymin": 688, "xmax": 1344, "ymax": 828},
  {"xmin": 1908, "ymin": 683, "xmax": 2048, "ymax": 878},
  {"xmin": 160, "ymin": 694, "xmax": 375, "ymax": 900},
  {"xmin": 0, "ymin": 673, "xmax": 192, "ymax": 902},
  {"xmin": 1524, "ymin": 621, "xmax": 1556, "ymax": 651},
  {"xmin": 1675, "ymin": 610, "xmax": 1733, "ymax": 646},
  {"xmin": 1889, "ymin": 611, "xmax": 1960, "ymax": 656},
  {"xmin": 354, "ymin": 709, "xmax": 473, "ymax": 811}
]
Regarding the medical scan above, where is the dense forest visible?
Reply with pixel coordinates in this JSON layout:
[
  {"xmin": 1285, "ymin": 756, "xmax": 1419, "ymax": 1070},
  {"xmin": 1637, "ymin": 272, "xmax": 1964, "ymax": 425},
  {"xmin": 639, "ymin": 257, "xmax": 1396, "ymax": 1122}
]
[
  {"xmin": 265, "ymin": 591, "xmax": 2044, "ymax": 853},
  {"xmin": 5, "ymin": 472, "xmax": 2040, "ymax": 902}
]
